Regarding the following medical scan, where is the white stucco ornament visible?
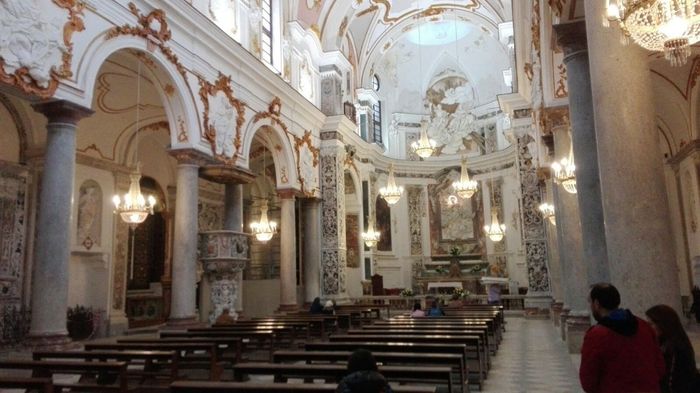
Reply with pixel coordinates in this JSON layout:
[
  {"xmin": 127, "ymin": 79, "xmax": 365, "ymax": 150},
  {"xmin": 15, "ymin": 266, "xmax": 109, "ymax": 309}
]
[
  {"xmin": 299, "ymin": 145, "xmax": 318, "ymax": 194},
  {"xmin": 0, "ymin": 0, "xmax": 67, "ymax": 88},
  {"xmin": 210, "ymin": 91, "xmax": 237, "ymax": 158}
]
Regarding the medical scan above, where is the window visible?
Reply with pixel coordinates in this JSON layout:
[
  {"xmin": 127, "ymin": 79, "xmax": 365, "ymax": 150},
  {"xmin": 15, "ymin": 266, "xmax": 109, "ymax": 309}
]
[
  {"xmin": 372, "ymin": 74, "xmax": 380, "ymax": 91},
  {"xmin": 372, "ymin": 102, "xmax": 383, "ymax": 146},
  {"xmin": 261, "ymin": 0, "xmax": 273, "ymax": 65}
]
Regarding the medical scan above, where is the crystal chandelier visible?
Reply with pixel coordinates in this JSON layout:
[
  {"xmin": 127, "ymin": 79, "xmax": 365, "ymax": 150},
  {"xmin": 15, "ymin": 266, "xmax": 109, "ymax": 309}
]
[
  {"xmin": 606, "ymin": 0, "xmax": 700, "ymax": 66},
  {"xmin": 538, "ymin": 202, "xmax": 556, "ymax": 225},
  {"xmin": 112, "ymin": 58, "xmax": 157, "ymax": 226},
  {"xmin": 361, "ymin": 219, "xmax": 381, "ymax": 247},
  {"xmin": 484, "ymin": 207, "xmax": 506, "ymax": 242},
  {"xmin": 551, "ymin": 145, "xmax": 577, "ymax": 194},
  {"xmin": 452, "ymin": 158, "xmax": 479, "ymax": 199},
  {"xmin": 379, "ymin": 164, "xmax": 404, "ymax": 205},
  {"xmin": 411, "ymin": 120, "xmax": 437, "ymax": 159},
  {"xmin": 250, "ymin": 199, "xmax": 277, "ymax": 242}
]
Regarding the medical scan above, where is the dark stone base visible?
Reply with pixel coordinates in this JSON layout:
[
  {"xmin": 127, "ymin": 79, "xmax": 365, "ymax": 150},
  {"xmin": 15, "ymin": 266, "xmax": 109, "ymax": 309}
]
[
  {"xmin": 278, "ymin": 304, "xmax": 299, "ymax": 312},
  {"xmin": 24, "ymin": 332, "xmax": 75, "ymax": 350},
  {"xmin": 163, "ymin": 316, "xmax": 204, "ymax": 330}
]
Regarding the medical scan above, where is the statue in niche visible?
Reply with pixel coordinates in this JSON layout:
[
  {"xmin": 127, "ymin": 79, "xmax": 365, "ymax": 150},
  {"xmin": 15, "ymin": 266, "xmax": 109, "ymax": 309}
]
[
  {"xmin": 210, "ymin": 91, "xmax": 236, "ymax": 158},
  {"xmin": 77, "ymin": 180, "xmax": 102, "ymax": 250}
]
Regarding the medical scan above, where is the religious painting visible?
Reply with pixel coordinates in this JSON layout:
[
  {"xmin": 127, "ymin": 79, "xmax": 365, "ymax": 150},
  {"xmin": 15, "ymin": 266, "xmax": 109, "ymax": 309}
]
[
  {"xmin": 375, "ymin": 197, "xmax": 392, "ymax": 251},
  {"xmin": 345, "ymin": 214, "xmax": 360, "ymax": 268},
  {"xmin": 428, "ymin": 168, "xmax": 482, "ymax": 255},
  {"xmin": 77, "ymin": 180, "xmax": 102, "ymax": 250},
  {"xmin": 425, "ymin": 74, "xmax": 477, "ymax": 155}
]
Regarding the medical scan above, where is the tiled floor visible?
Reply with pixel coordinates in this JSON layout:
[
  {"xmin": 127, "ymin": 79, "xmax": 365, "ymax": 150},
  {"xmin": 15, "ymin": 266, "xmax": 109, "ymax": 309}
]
[{"xmin": 482, "ymin": 317, "xmax": 584, "ymax": 393}]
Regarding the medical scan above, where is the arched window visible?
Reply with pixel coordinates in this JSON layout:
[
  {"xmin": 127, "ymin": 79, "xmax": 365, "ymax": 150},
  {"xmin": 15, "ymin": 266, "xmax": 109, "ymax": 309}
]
[{"xmin": 372, "ymin": 74, "xmax": 380, "ymax": 92}]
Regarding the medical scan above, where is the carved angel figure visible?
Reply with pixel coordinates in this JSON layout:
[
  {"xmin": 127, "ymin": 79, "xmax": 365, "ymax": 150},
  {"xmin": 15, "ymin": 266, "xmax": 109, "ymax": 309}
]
[
  {"xmin": 0, "ymin": 0, "xmax": 66, "ymax": 87},
  {"xmin": 210, "ymin": 92, "xmax": 236, "ymax": 158}
]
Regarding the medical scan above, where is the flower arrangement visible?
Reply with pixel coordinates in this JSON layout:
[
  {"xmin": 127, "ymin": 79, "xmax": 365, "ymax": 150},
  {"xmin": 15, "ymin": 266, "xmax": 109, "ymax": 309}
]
[
  {"xmin": 400, "ymin": 288, "xmax": 414, "ymax": 297},
  {"xmin": 435, "ymin": 265, "xmax": 447, "ymax": 274},
  {"xmin": 451, "ymin": 288, "xmax": 470, "ymax": 300},
  {"xmin": 449, "ymin": 246, "xmax": 461, "ymax": 256},
  {"xmin": 66, "ymin": 305, "xmax": 94, "ymax": 340}
]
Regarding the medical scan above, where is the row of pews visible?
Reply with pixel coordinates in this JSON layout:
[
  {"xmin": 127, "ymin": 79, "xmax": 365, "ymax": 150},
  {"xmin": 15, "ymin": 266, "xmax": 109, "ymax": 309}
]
[{"xmin": 0, "ymin": 304, "xmax": 503, "ymax": 392}]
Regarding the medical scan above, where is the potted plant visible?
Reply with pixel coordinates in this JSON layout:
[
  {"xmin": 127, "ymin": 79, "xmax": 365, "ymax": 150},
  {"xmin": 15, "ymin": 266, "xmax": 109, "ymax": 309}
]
[
  {"xmin": 400, "ymin": 288, "xmax": 414, "ymax": 298},
  {"xmin": 67, "ymin": 305, "xmax": 94, "ymax": 340},
  {"xmin": 449, "ymin": 288, "xmax": 470, "ymax": 306}
]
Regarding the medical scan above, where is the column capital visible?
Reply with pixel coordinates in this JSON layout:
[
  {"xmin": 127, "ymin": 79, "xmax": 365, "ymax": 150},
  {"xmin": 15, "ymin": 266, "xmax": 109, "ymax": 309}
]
[
  {"xmin": 32, "ymin": 100, "xmax": 93, "ymax": 125},
  {"xmin": 277, "ymin": 188, "xmax": 299, "ymax": 200},
  {"xmin": 199, "ymin": 164, "xmax": 256, "ymax": 184},
  {"xmin": 553, "ymin": 20, "xmax": 588, "ymax": 58},
  {"xmin": 168, "ymin": 148, "xmax": 212, "ymax": 166}
]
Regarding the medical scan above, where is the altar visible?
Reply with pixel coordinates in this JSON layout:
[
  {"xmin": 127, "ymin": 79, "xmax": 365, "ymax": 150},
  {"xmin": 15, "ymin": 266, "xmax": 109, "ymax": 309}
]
[{"xmin": 426, "ymin": 281, "xmax": 463, "ymax": 294}]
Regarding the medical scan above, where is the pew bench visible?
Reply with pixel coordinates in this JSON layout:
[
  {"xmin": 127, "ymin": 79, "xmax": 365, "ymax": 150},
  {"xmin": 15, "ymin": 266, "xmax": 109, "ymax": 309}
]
[
  {"xmin": 0, "ymin": 359, "xmax": 127, "ymax": 392},
  {"xmin": 170, "ymin": 381, "xmax": 437, "ymax": 393},
  {"xmin": 159, "ymin": 330, "xmax": 277, "ymax": 359},
  {"xmin": 0, "ymin": 377, "xmax": 53, "ymax": 393}
]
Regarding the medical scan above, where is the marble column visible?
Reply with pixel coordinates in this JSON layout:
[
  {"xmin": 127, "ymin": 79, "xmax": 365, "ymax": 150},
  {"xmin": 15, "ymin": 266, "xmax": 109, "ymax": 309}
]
[
  {"xmin": 304, "ymin": 199, "xmax": 321, "ymax": 302},
  {"xmin": 554, "ymin": 21, "xmax": 610, "ymax": 285},
  {"xmin": 224, "ymin": 183, "xmax": 243, "ymax": 231},
  {"xmin": 584, "ymin": 1, "xmax": 681, "ymax": 312},
  {"xmin": 278, "ymin": 191, "xmax": 298, "ymax": 310},
  {"xmin": 168, "ymin": 152, "xmax": 201, "ymax": 324},
  {"xmin": 542, "ymin": 178, "xmax": 564, "ymax": 327},
  {"xmin": 320, "ymin": 134, "xmax": 347, "ymax": 299},
  {"xmin": 27, "ymin": 101, "xmax": 92, "ymax": 346}
]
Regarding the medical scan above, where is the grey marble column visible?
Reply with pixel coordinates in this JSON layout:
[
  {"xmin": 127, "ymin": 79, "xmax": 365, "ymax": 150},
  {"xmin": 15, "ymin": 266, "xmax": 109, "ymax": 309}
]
[
  {"xmin": 320, "ymin": 135, "xmax": 347, "ymax": 299},
  {"xmin": 279, "ymin": 191, "xmax": 298, "ymax": 310},
  {"xmin": 224, "ymin": 183, "xmax": 243, "ymax": 231},
  {"xmin": 168, "ymin": 155, "xmax": 200, "ymax": 324},
  {"xmin": 303, "ymin": 199, "xmax": 321, "ymax": 302},
  {"xmin": 584, "ymin": 1, "xmax": 681, "ymax": 313},
  {"xmin": 554, "ymin": 21, "xmax": 610, "ymax": 285},
  {"xmin": 27, "ymin": 101, "xmax": 93, "ymax": 345}
]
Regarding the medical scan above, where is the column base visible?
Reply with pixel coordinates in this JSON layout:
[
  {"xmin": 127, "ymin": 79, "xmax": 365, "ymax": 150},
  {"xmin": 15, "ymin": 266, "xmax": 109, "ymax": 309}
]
[
  {"xmin": 164, "ymin": 316, "xmax": 204, "ymax": 329},
  {"xmin": 565, "ymin": 311, "xmax": 591, "ymax": 353},
  {"xmin": 560, "ymin": 308, "xmax": 570, "ymax": 341},
  {"xmin": 551, "ymin": 302, "xmax": 564, "ymax": 327},
  {"xmin": 524, "ymin": 293, "xmax": 553, "ymax": 318},
  {"xmin": 278, "ymin": 304, "xmax": 299, "ymax": 312},
  {"xmin": 24, "ymin": 332, "xmax": 74, "ymax": 350}
]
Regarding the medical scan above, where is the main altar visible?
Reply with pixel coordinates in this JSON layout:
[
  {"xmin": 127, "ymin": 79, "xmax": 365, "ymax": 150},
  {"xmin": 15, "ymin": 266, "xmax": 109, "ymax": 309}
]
[{"xmin": 415, "ymin": 253, "xmax": 491, "ymax": 295}]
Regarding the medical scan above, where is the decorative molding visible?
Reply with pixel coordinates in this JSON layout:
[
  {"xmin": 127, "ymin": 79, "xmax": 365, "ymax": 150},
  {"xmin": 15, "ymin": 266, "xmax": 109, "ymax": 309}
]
[
  {"xmin": 293, "ymin": 130, "xmax": 320, "ymax": 196},
  {"xmin": 198, "ymin": 73, "xmax": 246, "ymax": 163},
  {"xmin": 0, "ymin": 0, "xmax": 85, "ymax": 98},
  {"xmin": 169, "ymin": 148, "xmax": 214, "ymax": 166}
]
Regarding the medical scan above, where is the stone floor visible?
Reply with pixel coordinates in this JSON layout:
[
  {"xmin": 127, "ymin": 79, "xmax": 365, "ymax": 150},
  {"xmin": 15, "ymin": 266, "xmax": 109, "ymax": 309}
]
[{"xmin": 481, "ymin": 317, "xmax": 584, "ymax": 393}]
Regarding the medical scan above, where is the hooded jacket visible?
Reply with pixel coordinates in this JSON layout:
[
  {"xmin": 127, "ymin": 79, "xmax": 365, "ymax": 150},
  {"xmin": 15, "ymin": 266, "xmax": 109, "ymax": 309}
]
[
  {"xmin": 580, "ymin": 309, "xmax": 666, "ymax": 393},
  {"xmin": 335, "ymin": 370, "xmax": 394, "ymax": 393}
]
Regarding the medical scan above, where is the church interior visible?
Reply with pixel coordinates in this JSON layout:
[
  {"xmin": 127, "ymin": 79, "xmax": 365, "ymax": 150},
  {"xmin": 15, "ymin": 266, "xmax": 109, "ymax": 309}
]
[{"xmin": 0, "ymin": 0, "xmax": 699, "ymax": 391}]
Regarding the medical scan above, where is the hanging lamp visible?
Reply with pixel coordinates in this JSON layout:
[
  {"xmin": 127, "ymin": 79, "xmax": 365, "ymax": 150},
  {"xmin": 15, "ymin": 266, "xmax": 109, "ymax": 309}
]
[
  {"xmin": 484, "ymin": 179, "xmax": 506, "ymax": 242},
  {"xmin": 538, "ymin": 202, "xmax": 556, "ymax": 225},
  {"xmin": 379, "ymin": 163, "xmax": 404, "ymax": 205},
  {"xmin": 452, "ymin": 157, "xmax": 479, "ymax": 199},
  {"xmin": 361, "ymin": 219, "xmax": 381, "ymax": 247},
  {"xmin": 411, "ymin": 120, "xmax": 437, "ymax": 159},
  {"xmin": 250, "ymin": 149, "xmax": 278, "ymax": 242},
  {"xmin": 551, "ymin": 143, "xmax": 577, "ymax": 194},
  {"xmin": 112, "ymin": 57, "xmax": 157, "ymax": 226}
]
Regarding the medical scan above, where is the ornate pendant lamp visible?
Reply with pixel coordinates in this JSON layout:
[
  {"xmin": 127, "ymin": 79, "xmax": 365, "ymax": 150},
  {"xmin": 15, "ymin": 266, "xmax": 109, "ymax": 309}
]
[
  {"xmin": 361, "ymin": 219, "xmax": 381, "ymax": 247},
  {"xmin": 452, "ymin": 157, "xmax": 479, "ymax": 199},
  {"xmin": 484, "ymin": 179, "xmax": 506, "ymax": 242},
  {"xmin": 379, "ymin": 163, "xmax": 404, "ymax": 205},
  {"xmin": 551, "ymin": 144, "xmax": 577, "ymax": 194},
  {"xmin": 112, "ymin": 58, "xmax": 157, "ymax": 226},
  {"xmin": 411, "ymin": 120, "xmax": 437, "ymax": 159},
  {"xmin": 606, "ymin": 0, "xmax": 700, "ymax": 66},
  {"xmin": 250, "ymin": 199, "xmax": 277, "ymax": 242},
  {"xmin": 538, "ymin": 202, "xmax": 556, "ymax": 225}
]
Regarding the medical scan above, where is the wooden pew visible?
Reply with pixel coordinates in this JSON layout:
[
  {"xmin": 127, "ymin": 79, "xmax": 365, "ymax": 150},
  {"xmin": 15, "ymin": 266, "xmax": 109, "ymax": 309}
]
[
  {"xmin": 272, "ymin": 350, "xmax": 467, "ymax": 393},
  {"xmin": 353, "ymin": 326, "xmax": 493, "ymax": 358},
  {"xmin": 34, "ymin": 350, "xmax": 180, "ymax": 380},
  {"xmin": 390, "ymin": 315, "xmax": 503, "ymax": 340},
  {"xmin": 304, "ymin": 341, "xmax": 483, "ymax": 389},
  {"xmin": 159, "ymin": 330, "xmax": 277, "ymax": 359},
  {"xmin": 170, "ymin": 381, "xmax": 437, "ymax": 393},
  {"xmin": 328, "ymin": 333, "xmax": 486, "ymax": 381},
  {"xmin": 232, "ymin": 362, "xmax": 453, "ymax": 392},
  {"xmin": 375, "ymin": 319, "xmax": 500, "ymax": 344},
  {"xmin": 204, "ymin": 322, "xmax": 309, "ymax": 340},
  {"xmin": 85, "ymin": 342, "xmax": 221, "ymax": 381},
  {"xmin": 252, "ymin": 316, "xmax": 336, "ymax": 337},
  {"xmin": 0, "ymin": 377, "xmax": 53, "ymax": 393},
  {"xmin": 370, "ymin": 321, "xmax": 499, "ymax": 350},
  {"xmin": 0, "ymin": 359, "xmax": 127, "ymax": 392}
]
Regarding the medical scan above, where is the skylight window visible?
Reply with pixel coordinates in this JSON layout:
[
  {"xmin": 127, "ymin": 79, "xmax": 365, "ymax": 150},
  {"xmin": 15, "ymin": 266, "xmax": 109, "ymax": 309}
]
[{"xmin": 406, "ymin": 20, "xmax": 472, "ymax": 46}]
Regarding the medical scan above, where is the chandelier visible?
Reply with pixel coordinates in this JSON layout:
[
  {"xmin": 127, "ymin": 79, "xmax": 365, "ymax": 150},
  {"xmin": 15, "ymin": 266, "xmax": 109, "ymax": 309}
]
[
  {"xmin": 452, "ymin": 157, "xmax": 479, "ymax": 199},
  {"xmin": 250, "ymin": 199, "xmax": 277, "ymax": 242},
  {"xmin": 112, "ymin": 58, "xmax": 157, "ymax": 226},
  {"xmin": 606, "ymin": 0, "xmax": 700, "ymax": 66},
  {"xmin": 411, "ymin": 120, "xmax": 437, "ymax": 159},
  {"xmin": 361, "ymin": 219, "xmax": 381, "ymax": 247},
  {"xmin": 551, "ymin": 144, "xmax": 577, "ymax": 194},
  {"xmin": 538, "ymin": 202, "xmax": 556, "ymax": 225},
  {"xmin": 379, "ymin": 164, "xmax": 404, "ymax": 205},
  {"xmin": 484, "ymin": 207, "xmax": 506, "ymax": 242}
]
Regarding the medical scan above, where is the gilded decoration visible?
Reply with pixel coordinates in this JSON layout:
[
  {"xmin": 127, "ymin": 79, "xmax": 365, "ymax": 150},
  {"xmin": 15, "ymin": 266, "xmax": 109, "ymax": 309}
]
[
  {"xmin": 0, "ymin": 0, "xmax": 85, "ymax": 98},
  {"xmin": 198, "ymin": 73, "xmax": 246, "ymax": 163},
  {"xmin": 548, "ymin": 0, "xmax": 564, "ymax": 17},
  {"xmin": 177, "ymin": 116, "xmax": 188, "ymax": 142},
  {"xmin": 358, "ymin": 0, "xmax": 478, "ymax": 25},
  {"xmin": 106, "ymin": 3, "xmax": 188, "ymax": 78},
  {"xmin": 531, "ymin": 0, "xmax": 542, "ymax": 57},
  {"xmin": 294, "ymin": 130, "xmax": 320, "ymax": 196},
  {"xmin": 554, "ymin": 63, "xmax": 568, "ymax": 98}
]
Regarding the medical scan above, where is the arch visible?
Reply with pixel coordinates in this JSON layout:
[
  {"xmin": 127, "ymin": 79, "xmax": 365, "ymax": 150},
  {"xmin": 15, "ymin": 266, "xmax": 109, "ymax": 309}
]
[
  {"xmin": 241, "ymin": 119, "xmax": 299, "ymax": 190},
  {"xmin": 344, "ymin": 164, "xmax": 363, "ymax": 207},
  {"xmin": 0, "ymin": 94, "xmax": 30, "ymax": 163},
  {"xmin": 69, "ymin": 34, "xmax": 201, "ymax": 149}
]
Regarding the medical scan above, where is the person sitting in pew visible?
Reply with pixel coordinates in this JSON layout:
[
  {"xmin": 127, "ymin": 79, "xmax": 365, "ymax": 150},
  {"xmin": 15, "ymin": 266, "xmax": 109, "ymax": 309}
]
[
  {"xmin": 214, "ymin": 308, "xmax": 236, "ymax": 325},
  {"xmin": 425, "ymin": 300, "xmax": 445, "ymax": 317},
  {"xmin": 310, "ymin": 297, "xmax": 324, "ymax": 314},
  {"xmin": 410, "ymin": 302, "xmax": 425, "ymax": 318},
  {"xmin": 323, "ymin": 300, "xmax": 336, "ymax": 315},
  {"xmin": 336, "ymin": 349, "xmax": 394, "ymax": 393}
]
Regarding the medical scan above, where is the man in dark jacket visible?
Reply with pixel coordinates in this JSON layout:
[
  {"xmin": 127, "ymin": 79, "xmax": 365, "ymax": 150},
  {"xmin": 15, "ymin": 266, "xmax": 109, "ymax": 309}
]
[
  {"xmin": 579, "ymin": 283, "xmax": 665, "ymax": 393},
  {"xmin": 336, "ymin": 349, "xmax": 394, "ymax": 393}
]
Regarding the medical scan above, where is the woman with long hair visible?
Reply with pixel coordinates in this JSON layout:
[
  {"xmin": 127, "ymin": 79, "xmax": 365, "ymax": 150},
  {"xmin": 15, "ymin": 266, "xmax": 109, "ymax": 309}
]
[{"xmin": 645, "ymin": 304, "xmax": 699, "ymax": 393}]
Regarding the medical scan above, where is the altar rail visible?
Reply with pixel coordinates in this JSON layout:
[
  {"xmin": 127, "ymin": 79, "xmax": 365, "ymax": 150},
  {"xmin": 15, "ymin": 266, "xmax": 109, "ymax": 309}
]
[{"xmin": 351, "ymin": 295, "xmax": 525, "ymax": 311}]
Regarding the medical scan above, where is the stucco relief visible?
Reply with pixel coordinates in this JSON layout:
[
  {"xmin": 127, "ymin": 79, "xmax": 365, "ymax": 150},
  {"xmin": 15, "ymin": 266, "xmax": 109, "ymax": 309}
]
[
  {"xmin": 77, "ymin": 180, "xmax": 102, "ymax": 250},
  {"xmin": 209, "ymin": 0, "xmax": 238, "ymax": 36},
  {"xmin": 0, "ymin": 0, "xmax": 85, "ymax": 98},
  {"xmin": 198, "ymin": 201, "xmax": 223, "ymax": 232},
  {"xmin": 294, "ymin": 130, "xmax": 320, "ymax": 197},
  {"xmin": 198, "ymin": 74, "xmax": 246, "ymax": 163}
]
